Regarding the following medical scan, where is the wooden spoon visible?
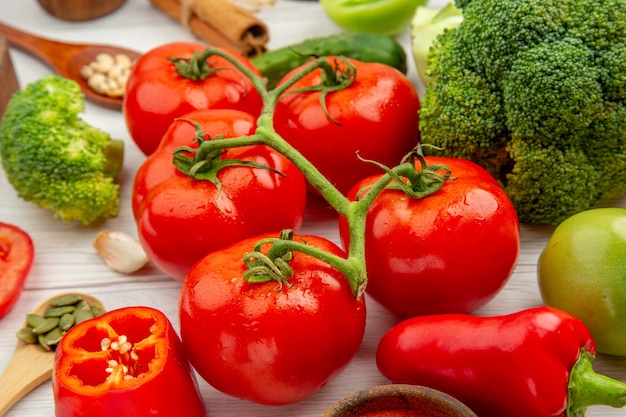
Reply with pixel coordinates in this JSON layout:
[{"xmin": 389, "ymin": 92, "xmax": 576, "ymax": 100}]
[
  {"xmin": 0, "ymin": 21, "xmax": 141, "ymax": 110},
  {"xmin": 0, "ymin": 293, "xmax": 105, "ymax": 417}
]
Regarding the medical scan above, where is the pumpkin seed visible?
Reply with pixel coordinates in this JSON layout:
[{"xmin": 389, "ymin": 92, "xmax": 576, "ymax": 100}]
[
  {"xmin": 32, "ymin": 317, "xmax": 60, "ymax": 334},
  {"xmin": 37, "ymin": 333, "xmax": 51, "ymax": 351},
  {"xmin": 16, "ymin": 326, "xmax": 37, "ymax": 344},
  {"xmin": 59, "ymin": 313, "xmax": 75, "ymax": 331},
  {"xmin": 44, "ymin": 327, "xmax": 64, "ymax": 346},
  {"xmin": 49, "ymin": 293, "xmax": 83, "ymax": 307},
  {"xmin": 26, "ymin": 313, "xmax": 46, "ymax": 328},
  {"xmin": 44, "ymin": 305, "xmax": 76, "ymax": 318},
  {"xmin": 73, "ymin": 300, "xmax": 95, "ymax": 324},
  {"xmin": 17, "ymin": 294, "xmax": 105, "ymax": 352},
  {"xmin": 91, "ymin": 305, "xmax": 105, "ymax": 317}
]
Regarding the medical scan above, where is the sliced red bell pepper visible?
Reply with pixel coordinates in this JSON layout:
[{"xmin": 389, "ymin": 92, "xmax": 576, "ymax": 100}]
[
  {"xmin": 52, "ymin": 306, "xmax": 206, "ymax": 417},
  {"xmin": 376, "ymin": 306, "xmax": 626, "ymax": 417},
  {"xmin": 0, "ymin": 222, "xmax": 34, "ymax": 319}
]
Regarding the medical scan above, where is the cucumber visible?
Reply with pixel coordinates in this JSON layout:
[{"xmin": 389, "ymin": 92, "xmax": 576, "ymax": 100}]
[{"xmin": 251, "ymin": 32, "xmax": 408, "ymax": 89}]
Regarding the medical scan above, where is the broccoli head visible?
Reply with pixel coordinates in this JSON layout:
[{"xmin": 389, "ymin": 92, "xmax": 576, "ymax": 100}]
[
  {"xmin": 0, "ymin": 74, "xmax": 124, "ymax": 225},
  {"xmin": 419, "ymin": 0, "xmax": 626, "ymax": 225}
]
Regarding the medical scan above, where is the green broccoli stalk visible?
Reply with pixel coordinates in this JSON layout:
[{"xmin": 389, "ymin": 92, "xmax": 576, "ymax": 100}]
[
  {"xmin": 419, "ymin": 0, "xmax": 626, "ymax": 225},
  {"xmin": 0, "ymin": 74, "xmax": 124, "ymax": 225}
]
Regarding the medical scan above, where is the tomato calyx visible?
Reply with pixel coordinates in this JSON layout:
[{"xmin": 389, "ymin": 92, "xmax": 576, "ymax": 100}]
[
  {"xmin": 242, "ymin": 228, "xmax": 368, "ymax": 297},
  {"xmin": 173, "ymin": 119, "xmax": 285, "ymax": 209},
  {"xmin": 243, "ymin": 229, "xmax": 296, "ymax": 290},
  {"xmin": 284, "ymin": 57, "xmax": 357, "ymax": 124},
  {"xmin": 168, "ymin": 50, "xmax": 244, "ymax": 82},
  {"xmin": 355, "ymin": 149, "xmax": 452, "ymax": 201}
]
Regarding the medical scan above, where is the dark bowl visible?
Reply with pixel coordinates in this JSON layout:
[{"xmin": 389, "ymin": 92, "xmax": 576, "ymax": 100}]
[
  {"xmin": 321, "ymin": 384, "xmax": 477, "ymax": 417},
  {"xmin": 36, "ymin": 0, "xmax": 127, "ymax": 21}
]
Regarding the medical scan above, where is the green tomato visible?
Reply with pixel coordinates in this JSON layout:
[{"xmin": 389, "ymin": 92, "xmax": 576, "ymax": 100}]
[
  {"xmin": 538, "ymin": 207, "xmax": 626, "ymax": 357},
  {"xmin": 320, "ymin": 0, "xmax": 427, "ymax": 36}
]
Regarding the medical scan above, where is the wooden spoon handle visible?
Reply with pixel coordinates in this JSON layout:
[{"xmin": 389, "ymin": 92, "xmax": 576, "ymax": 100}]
[
  {"xmin": 0, "ymin": 21, "xmax": 82, "ymax": 77},
  {"xmin": 0, "ymin": 344, "xmax": 54, "ymax": 417}
]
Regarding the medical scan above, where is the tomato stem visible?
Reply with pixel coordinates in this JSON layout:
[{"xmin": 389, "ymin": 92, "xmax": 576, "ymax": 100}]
[
  {"xmin": 185, "ymin": 48, "xmax": 424, "ymax": 298},
  {"xmin": 243, "ymin": 231, "xmax": 367, "ymax": 297},
  {"xmin": 169, "ymin": 50, "xmax": 244, "ymax": 82}
]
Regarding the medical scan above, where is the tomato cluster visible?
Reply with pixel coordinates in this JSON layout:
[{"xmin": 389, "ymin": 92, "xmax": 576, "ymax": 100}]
[{"xmin": 125, "ymin": 46, "xmax": 523, "ymax": 407}]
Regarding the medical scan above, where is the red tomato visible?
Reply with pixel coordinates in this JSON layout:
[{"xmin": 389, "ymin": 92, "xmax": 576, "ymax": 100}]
[
  {"xmin": 124, "ymin": 42, "xmax": 263, "ymax": 156},
  {"xmin": 179, "ymin": 232, "xmax": 367, "ymax": 405},
  {"xmin": 273, "ymin": 57, "xmax": 420, "ymax": 195},
  {"xmin": 339, "ymin": 156, "xmax": 520, "ymax": 318},
  {"xmin": 132, "ymin": 109, "xmax": 307, "ymax": 281}
]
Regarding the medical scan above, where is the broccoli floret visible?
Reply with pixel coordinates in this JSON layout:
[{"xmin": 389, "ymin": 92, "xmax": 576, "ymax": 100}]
[
  {"xmin": 0, "ymin": 74, "xmax": 124, "ymax": 225},
  {"xmin": 419, "ymin": 0, "xmax": 626, "ymax": 225}
]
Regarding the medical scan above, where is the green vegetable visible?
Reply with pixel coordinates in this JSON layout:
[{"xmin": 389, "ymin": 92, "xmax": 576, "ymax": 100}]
[
  {"xmin": 320, "ymin": 0, "xmax": 427, "ymax": 36},
  {"xmin": 410, "ymin": 2, "xmax": 462, "ymax": 86},
  {"xmin": 418, "ymin": 0, "xmax": 626, "ymax": 225},
  {"xmin": 251, "ymin": 32, "xmax": 408, "ymax": 90},
  {"xmin": 538, "ymin": 208, "xmax": 626, "ymax": 357},
  {"xmin": 0, "ymin": 74, "xmax": 124, "ymax": 225}
]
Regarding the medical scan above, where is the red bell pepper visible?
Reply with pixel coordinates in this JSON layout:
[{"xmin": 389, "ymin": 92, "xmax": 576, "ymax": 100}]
[
  {"xmin": 376, "ymin": 306, "xmax": 626, "ymax": 417},
  {"xmin": 0, "ymin": 222, "xmax": 34, "ymax": 319},
  {"xmin": 52, "ymin": 306, "xmax": 206, "ymax": 417}
]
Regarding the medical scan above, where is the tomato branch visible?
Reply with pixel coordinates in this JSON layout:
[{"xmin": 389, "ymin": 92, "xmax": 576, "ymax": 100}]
[
  {"xmin": 242, "ymin": 230, "xmax": 368, "ymax": 297},
  {"xmin": 193, "ymin": 49, "xmax": 356, "ymax": 213},
  {"xmin": 183, "ymin": 48, "xmax": 435, "ymax": 299}
]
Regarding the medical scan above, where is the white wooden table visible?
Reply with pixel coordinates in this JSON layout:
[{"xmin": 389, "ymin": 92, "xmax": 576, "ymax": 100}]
[{"xmin": 1, "ymin": 1, "xmax": 625, "ymax": 416}]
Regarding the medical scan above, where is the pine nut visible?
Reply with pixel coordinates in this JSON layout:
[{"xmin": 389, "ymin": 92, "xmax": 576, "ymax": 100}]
[{"xmin": 81, "ymin": 52, "xmax": 134, "ymax": 98}]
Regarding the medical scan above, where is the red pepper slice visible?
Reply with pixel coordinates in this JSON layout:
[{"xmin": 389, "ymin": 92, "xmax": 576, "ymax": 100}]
[
  {"xmin": 376, "ymin": 306, "xmax": 626, "ymax": 417},
  {"xmin": 53, "ymin": 306, "xmax": 206, "ymax": 417},
  {"xmin": 0, "ymin": 222, "xmax": 34, "ymax": 319}
]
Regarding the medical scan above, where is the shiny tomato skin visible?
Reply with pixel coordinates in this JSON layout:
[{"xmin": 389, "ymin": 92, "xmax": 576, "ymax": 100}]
[
  {"xmin": 179, "ymin": 232, "xmax": 367, "ymax": 405},
  {"xmin": 538, "ymin": 207, "xmax": 626, "ymax": 356},
  {"xmin": 273, "ymin": 57, "xmax": 420, "ymax": 195},
  {"xmin": 132, "ymin": 109, "xmax": 307, "ymax": 281},
  {"xmin": 339, "ymin": 156, "xmax": 520, "ymax": 318},
  {"xmin": 124, "ymin": 42, "xmax": 263, "ymax": 156}
]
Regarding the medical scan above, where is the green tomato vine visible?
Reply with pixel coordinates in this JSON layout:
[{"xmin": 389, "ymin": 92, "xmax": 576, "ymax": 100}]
[{"xmin": 171, "ymin": 48, "xmax": 447, "ymax": 298}]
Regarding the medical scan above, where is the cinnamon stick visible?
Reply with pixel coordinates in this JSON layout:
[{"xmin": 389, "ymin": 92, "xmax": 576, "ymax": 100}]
[{"xmin": 149, "ymin": 0, "xmax": 269, "ymax": 58}]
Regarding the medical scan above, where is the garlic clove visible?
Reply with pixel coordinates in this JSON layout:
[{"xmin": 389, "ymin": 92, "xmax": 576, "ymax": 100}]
[{"xmin": 93, "ymin": 230, "xmax": 149, "ymax": 274}]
